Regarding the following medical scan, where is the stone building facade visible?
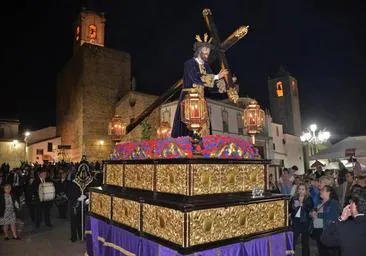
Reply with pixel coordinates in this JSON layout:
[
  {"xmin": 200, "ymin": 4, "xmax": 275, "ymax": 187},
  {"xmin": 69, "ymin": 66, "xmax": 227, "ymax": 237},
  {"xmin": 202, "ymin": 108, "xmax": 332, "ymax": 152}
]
[
  {"xmin": 56, "ymin": 10, "xmax": 131, "ymax": 162},
  {"xmin": 115, "ymin": 91, "xmax": 160, "ymax": 142}
]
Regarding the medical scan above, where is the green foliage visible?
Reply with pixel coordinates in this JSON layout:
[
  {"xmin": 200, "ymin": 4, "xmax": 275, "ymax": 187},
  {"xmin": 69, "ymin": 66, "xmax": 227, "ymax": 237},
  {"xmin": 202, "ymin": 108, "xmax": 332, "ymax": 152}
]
[{"xmin": 140, "ymin": 119, "xmax": 153, "ymax": 140}]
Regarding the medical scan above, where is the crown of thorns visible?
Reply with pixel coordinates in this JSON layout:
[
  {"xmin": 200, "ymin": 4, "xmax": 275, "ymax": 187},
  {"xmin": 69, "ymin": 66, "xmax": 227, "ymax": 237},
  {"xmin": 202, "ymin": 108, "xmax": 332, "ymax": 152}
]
[{"xmin": 193, "ymin": 33, "xmax": 214, "ymax": 51}]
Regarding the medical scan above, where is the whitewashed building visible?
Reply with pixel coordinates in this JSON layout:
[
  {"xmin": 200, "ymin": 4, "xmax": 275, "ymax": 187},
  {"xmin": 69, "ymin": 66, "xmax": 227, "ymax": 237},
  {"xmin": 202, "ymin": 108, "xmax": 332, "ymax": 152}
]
[
  {"xmin": 26, "ymin": 127, "xmax": 62, "ymax": 164},
  {"xmin": 160, "ymin": 97, "xmax": 304, "ymax": 174}
]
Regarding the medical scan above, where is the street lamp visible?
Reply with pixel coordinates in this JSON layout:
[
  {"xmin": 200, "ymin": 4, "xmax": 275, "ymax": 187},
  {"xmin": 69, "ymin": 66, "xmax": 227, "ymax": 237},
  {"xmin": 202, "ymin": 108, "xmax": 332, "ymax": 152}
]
[
  {"xmin": 300, "ymin": 124, "xmax": 331, "ymax": 156},
  {"xmin": 24, "ymin": 131, "xmax": 31, "ymax": 162}
]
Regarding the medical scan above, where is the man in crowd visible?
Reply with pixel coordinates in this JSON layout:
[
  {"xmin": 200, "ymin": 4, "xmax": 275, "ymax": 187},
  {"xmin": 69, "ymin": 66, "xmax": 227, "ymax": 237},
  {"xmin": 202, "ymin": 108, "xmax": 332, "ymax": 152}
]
[
  {"xmin": 32, "ymin": 168, "xmax": 54, "ymax": 228},
  {"xmin": 321, "ymin": 188, "xmax": 366, "ymax": 256}
]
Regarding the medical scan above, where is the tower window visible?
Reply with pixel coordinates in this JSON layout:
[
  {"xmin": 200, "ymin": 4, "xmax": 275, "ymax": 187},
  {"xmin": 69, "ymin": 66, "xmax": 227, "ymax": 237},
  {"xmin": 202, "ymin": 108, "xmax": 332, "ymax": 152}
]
[
  {"xmin": 88, "ymin": 24, "xmax": 97, "ymax": 40},
  {"xmin": 276, "ymin": 126, "xmax": 279, "ymax": 137},
  {"xmin": 291, "ymin": 80, "xmax": 298, "ymax": 96},
  {"xmin": 276, "ymin": 81, "xmax": 283, "ymax": 97}
]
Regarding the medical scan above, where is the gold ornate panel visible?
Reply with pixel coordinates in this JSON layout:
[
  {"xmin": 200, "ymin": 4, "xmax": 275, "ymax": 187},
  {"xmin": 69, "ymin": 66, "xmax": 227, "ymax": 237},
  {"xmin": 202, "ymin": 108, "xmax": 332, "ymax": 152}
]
[
  {"xmin": 112, "ymin": 197, "xmax": 140, "ymax": 230},
  {"xmin": 188, "ymin": 199, "xmax": 285, "ymax": 246},
  {"xmin": 90, "ymin": 192, "xmax": 111, "ymax": 219},
  {"xmin": 143, "ymin": 204, "xmax": 184, "ymax": 246},
  {"xmin": 191, "ymin": 164, "xmax": 221, "ymax": 195},
  {"xmin": 125, "ymin": 164, "xmax": 154, "ymax": 190},
  {"xmin": 243, "ymin": 164, "xmax": 265, "ymax": 191},
  {"xmin": 220, "ymin": 164, "xmax": 244, "ymax": 193},
  {"xmin": 105, "ymin": 164, "xmax": 123, "ymax": 187},
  {"xmin": 156, "ymin": 164, "xmax": 188, "ymax": 195}
]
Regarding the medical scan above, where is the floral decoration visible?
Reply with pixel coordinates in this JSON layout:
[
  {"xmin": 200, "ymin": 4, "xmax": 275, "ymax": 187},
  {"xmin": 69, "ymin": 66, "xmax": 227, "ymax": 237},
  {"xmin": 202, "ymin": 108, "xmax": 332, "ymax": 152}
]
[{"xmin": 112, "ymin": 135, "xmax": 260, "ymax": 160}]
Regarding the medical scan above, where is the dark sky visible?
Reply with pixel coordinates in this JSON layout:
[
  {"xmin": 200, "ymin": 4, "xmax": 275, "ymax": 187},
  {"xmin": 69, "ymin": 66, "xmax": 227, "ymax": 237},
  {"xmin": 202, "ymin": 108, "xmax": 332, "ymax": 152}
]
[{"xmin": 1, "ymin": 0, "xmax": 365, "ymax": 141}]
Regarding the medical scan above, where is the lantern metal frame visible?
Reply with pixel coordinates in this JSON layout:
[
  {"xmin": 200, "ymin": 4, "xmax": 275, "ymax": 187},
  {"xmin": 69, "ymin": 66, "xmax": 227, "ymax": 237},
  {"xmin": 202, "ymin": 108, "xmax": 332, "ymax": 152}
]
[
  {"xmin": 243, "ymin": 99, "xmax": 265, "ymax": 144},
  {"xmin": 108, "ymin": 115, "xmax": 127, "ymax": 142},
  {"xmin": 157, "ymin": 121, "xmax": 172, "ymax": 139},
  {"xmin": 180, "ymin": 88, "xmax": 208, "ymax": 135}
]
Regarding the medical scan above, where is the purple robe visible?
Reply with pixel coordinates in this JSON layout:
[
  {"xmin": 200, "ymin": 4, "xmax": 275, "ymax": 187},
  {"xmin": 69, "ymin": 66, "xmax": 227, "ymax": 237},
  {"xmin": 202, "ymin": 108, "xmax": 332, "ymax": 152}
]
[{"xmin": 171, "ymin": 58, "xmax": 215, "ymax": 138}]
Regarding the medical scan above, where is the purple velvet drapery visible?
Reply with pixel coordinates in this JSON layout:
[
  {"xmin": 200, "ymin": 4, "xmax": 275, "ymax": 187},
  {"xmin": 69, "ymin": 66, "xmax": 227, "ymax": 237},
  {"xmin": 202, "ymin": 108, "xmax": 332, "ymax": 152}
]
[{"xmin": 85, "ymin": 216, "xmax": 293, "ymax": 256}]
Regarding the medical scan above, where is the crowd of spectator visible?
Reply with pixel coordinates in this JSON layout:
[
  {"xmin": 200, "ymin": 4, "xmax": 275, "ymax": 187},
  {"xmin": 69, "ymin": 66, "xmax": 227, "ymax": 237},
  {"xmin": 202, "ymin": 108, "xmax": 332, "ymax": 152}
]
[{"xmin": 269, "ymin": 163, "xmax": 366, "ymax": 256}]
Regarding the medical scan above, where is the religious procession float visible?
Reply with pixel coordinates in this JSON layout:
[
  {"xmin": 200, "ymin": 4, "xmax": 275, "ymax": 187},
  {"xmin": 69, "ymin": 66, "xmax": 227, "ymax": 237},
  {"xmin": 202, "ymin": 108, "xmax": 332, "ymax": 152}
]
[{"xmin": 85, "ymin": 9, "xmax": 294, "ymax": 256}]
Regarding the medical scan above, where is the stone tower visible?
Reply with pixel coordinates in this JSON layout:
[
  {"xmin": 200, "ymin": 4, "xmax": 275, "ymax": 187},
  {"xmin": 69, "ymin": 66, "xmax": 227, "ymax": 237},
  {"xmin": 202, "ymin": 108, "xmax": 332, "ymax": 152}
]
[
  {"xmin": 56, "ymin": 8, "xmax": 131, "ymax": 162},
  {"xmin": 268, "ymin": 66, "xmax": 302, "ymax": 136}
]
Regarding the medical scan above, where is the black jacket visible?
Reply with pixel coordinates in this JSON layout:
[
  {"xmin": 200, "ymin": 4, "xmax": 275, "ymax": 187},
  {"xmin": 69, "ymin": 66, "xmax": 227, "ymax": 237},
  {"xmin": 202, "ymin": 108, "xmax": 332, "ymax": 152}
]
[
  {"xmin": 0, "ymin": 193, "xmax": 18, "ymax": 218},
  {"xmin": 289, "ymin": 196, "xmax": 314, "ymax": 225},
  {"xmin": 321, "ymin": 215, "xmax": 366, "ymax": 256}
]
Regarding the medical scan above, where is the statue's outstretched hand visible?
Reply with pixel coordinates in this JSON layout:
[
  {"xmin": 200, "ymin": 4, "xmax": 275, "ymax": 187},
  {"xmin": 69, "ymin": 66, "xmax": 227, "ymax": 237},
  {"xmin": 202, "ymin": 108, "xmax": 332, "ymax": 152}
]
[{"xmin": 218, "ymin": 69, "xmax": 229, "ymax": 79}]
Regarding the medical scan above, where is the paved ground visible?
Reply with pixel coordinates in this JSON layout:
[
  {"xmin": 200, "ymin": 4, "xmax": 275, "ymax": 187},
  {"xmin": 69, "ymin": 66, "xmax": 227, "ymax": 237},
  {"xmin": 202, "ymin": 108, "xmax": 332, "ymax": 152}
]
[
  {"xmin": 1, "ymin": 206, "xmax": 320, "ymax": 256},
  {"xmin": 0, "ymin": 207, "xmax": 85, "ymax": 256}
]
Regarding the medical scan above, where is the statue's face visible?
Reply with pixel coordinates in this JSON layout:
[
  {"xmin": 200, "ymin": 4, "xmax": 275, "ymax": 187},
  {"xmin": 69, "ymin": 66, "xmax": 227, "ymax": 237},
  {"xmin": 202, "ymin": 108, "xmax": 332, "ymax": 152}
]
[{"xmin": 199, "ymin": 47, "xmax": 210, "ymax": 62}]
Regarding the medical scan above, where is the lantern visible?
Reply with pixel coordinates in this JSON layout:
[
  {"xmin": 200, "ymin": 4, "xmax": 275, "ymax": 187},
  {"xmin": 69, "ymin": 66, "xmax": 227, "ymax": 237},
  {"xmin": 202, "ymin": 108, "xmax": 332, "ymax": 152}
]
[
  {"xmin": 243, "ymin": 100, "xmax": 265, "ymax": 144},
  {"xmin": 108, "ymin": 115, "xmax": 127, "ymax": 142},
  {"xmin": 180, "ymin": 88, "xmax": 208, "ymax": 135},
  {"xmin": 157, "ymin": 121, "xmax": 171, "ymax": 139}
]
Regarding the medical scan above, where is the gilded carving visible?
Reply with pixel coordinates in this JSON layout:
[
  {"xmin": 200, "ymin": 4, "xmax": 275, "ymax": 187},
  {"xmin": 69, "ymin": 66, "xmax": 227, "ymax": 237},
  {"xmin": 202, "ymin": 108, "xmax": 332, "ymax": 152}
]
[
  {"xmin": 192, "ymin": 164, "xmax": 221, "ymax": 195},
  {"xmin": 156, "ymin": 164, "xmax": 188, "ymax": 195},
  {"xmin": 234, "ymin": 25, "xmax": 249, "ymax": 39},
  {"xmin": 105, "ymin": 164, "xmax": 123, "ymax": 187},
  {"xmin": 143, "ymin": 204, "xmax": 184, "ymax": 246},
  {"xmin": 243, "ymin": 164, "xmax": 265, "ymax": 191},
  {"xmin": 90, "ymin": 192, "xmax": 111, "ymax": 219},
  {"xmin": 188, "ymin": 200, "xmax": 286, "ymax": 246},
  {"xmin": 112, "ymin": 197, "xmax": 140, "ymax": 230},
  {"xmin": 124, "ymin": 164, "xmax": 154, "ymax": 191},
  {"xmin": 220, "ymin": 164, "xmax": 243, "ymax": 193}
]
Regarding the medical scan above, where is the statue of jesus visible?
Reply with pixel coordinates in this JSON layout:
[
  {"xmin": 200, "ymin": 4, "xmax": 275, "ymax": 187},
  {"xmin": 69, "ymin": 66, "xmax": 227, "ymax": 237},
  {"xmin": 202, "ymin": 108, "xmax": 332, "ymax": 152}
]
[{"xmin": 171, "ymin": 33, "xmax": 231, "ymax": 138}]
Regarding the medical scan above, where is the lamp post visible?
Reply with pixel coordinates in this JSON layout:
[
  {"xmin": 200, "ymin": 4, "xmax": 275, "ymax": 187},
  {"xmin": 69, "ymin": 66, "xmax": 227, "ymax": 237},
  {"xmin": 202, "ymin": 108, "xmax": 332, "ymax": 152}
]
[
  {"xmin": 24, "ymin": 131, "xmax": 31, "ymax": 162},
  {"xmin": 300, "ymin": 124, "xmax": 331, "ymax": 156}
]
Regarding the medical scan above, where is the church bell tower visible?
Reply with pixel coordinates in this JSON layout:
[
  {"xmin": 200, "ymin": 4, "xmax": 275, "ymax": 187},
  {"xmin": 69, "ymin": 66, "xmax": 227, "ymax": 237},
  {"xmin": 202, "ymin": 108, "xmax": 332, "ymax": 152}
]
[
  {"xmin": 268, "ymin": 66, "xmax": 302, "ymax": 136},
  {"xmin": 73, "ymin": 7, "xmax": 105, "ymax": 51}
]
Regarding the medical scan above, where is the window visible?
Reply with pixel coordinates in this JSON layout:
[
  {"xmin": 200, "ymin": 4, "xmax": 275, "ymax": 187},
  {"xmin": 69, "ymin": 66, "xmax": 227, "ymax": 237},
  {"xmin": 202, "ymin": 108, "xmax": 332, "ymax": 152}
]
[
  {"xmin": 237, "ymin": 113, "xmax": 244, "ymax": 135},
  {"xmin": 291, "ymin": 80, "xmax": 298, "ymax": 96},
  {"xmin": 276, "ymin": 126, "xmax": 279, "ymax": 137},
  {"xmin": 0, "ymin": 128, "xmax": 4, "ymax": 138},
  {"xmin": 47, "ymin": 142, "xmax": 53, "ymax": 152},
  {"xmin": 75, "ymin": 25, "xmax": 80, "ymax": 41},
  {"xmin": 273, "ymin": 143, "xmax": 276, "ymax": 150},
  {"xmin": 36, "ymin": 149, "xmax": 44, "ymax": 155},
  {"xmin": 276, "ymin": 81, "xmax": 283, "ymax": 97},
  {"xmin": 222, "ymin": 110, "xmax": 229, "ymax": 133},
  {"xmin": 88, "ymin": 24, "xmax": 97, "ymax": 40},
  {"xmin": 162, "ymin": 109, "xmax": 170, "ymax": 123}
]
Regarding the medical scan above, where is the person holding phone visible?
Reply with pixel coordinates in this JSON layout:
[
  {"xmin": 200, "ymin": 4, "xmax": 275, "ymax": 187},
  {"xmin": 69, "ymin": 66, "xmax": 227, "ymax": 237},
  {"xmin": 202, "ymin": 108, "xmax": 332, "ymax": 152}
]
[{"xmin": 289, "ymin": 183, "xmax": 314, "ymax": 256}]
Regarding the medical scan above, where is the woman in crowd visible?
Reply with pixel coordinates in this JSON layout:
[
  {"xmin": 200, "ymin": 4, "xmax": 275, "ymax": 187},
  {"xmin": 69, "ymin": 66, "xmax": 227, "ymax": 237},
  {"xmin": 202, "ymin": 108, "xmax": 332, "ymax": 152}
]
[
  {"xmin": 279, "ymin": 168, "xmax": 293, "ymax": 195},
  {"xmin": 0, "ymin": 183, "xmax": 20, "ymax": 240},
  {"xmin": 289, "ymin": 183, "xmax": 314, "ymax": 256},
  {"xmin": 311, "ymin": 185, "xmax": 340, "ymax": 256}
]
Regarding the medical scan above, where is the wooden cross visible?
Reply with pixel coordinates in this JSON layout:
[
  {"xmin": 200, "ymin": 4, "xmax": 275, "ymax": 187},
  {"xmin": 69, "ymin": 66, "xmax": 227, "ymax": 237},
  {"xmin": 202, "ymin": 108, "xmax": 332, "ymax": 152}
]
[
  {"xmin": 202, "ymin": 8, "xmax": 249, "ymax": 99},
  {"xmin": 126, "ymin": 9, "xmax": 249, "ymax": 134}
]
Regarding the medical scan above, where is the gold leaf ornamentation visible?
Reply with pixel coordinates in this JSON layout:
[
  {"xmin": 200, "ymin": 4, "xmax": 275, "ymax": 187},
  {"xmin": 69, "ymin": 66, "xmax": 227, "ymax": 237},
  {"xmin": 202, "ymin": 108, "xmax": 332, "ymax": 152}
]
[
  {"xmin": 156, "ymin": 164, "xmax": 188, "ymax": 195},
  {"xmin": 143, "ymin": 204, "xmax": 184, "ymax": 246},
  {"xmin": 105, "ymin": 164, "xmax": 123, "ymax": 187},
  {"xmin": 90, "ymin": 192, "xmax": 111, "ymax": 219},
  {"xmin": 112, "ymin": 197, "xmax": 140, "ymax": 230},
  {"xmin": 124, "ymin": 164, "xmax": 154, "ymax": 191}
]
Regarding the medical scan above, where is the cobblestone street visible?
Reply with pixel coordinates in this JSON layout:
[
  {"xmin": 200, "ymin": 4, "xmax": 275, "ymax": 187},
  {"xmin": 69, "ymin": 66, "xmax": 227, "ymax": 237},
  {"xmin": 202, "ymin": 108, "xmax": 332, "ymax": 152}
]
[{"xmin": 0, "ymin": 207, "xmax": 85, "ymax": 256}]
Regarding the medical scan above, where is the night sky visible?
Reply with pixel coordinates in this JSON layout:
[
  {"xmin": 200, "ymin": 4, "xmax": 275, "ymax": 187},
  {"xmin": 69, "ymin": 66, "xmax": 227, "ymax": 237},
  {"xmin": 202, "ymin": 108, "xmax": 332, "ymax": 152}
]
[{"xmin": 1, "ymin": 0, "xmax": 365, "ymax": 141}]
